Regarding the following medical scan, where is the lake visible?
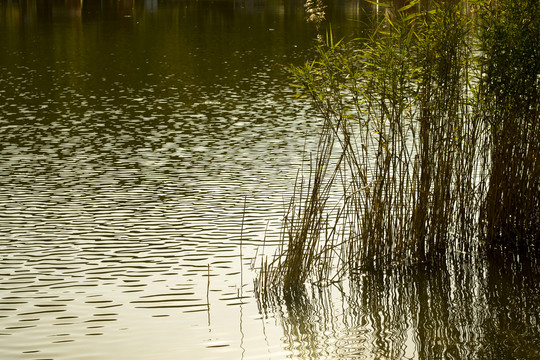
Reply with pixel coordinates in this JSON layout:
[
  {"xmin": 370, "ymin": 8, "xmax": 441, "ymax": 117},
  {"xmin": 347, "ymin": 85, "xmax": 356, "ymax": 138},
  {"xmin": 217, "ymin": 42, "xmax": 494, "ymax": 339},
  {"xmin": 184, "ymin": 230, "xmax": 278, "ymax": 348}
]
[{"xmin": 1, "ymin": 1, "xmax": 539, "ymax": 359}]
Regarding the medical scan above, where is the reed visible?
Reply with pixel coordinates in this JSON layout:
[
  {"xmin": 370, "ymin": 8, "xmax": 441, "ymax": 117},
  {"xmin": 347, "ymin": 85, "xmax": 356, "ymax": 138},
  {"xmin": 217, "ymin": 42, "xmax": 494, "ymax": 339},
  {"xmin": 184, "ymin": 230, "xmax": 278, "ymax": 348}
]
[
  {"xmin": 257, "ymin": 0, "xmax": 539, "ymax": 298},
  {"xmin": 477, "ymin": 0, "xmax": 540, "ymax": 252}
]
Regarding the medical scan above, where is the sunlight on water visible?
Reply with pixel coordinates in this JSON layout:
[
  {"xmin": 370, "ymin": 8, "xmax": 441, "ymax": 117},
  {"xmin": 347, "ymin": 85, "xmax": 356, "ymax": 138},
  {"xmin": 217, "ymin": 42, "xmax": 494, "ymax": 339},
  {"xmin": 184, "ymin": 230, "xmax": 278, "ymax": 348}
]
[
  {"xmin": 0, "ymin": 1, "xmax": 319, "ymax": 358},
  {"xmin": 1, "ymin": 1, "xmax": 539, "ymax": 359}
]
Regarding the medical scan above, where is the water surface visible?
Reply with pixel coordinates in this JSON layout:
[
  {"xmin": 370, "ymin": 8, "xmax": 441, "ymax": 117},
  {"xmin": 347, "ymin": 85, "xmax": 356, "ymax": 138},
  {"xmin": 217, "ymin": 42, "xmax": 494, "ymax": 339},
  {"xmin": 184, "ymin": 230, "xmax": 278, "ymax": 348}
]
[
  {"xmin": 0, "ymin": 1, "xmax": 324, "ymax": 358},
  {"xmin": 1, "ymin": 1, "xmax": 539, "ymax": 360}
]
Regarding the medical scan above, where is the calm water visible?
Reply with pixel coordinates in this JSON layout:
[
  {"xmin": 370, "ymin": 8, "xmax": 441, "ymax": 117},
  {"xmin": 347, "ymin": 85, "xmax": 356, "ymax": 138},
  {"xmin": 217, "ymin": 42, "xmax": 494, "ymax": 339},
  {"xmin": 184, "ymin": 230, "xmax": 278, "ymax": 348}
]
[{"xmin": 1, "ymin": 1, "xmax": 539, "ymax": 359}]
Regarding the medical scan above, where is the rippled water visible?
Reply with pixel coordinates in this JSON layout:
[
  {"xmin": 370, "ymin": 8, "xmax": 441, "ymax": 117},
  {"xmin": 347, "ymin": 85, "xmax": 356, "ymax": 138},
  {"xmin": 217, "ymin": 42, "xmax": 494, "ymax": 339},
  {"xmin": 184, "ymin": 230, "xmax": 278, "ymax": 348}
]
[
  {"xmin": 1, "ymin": 1, "xmax": 540, "ymax": 360},
  {"xmin": 0, "ymin": 1, "xmax": 323, "ymax": 358}
]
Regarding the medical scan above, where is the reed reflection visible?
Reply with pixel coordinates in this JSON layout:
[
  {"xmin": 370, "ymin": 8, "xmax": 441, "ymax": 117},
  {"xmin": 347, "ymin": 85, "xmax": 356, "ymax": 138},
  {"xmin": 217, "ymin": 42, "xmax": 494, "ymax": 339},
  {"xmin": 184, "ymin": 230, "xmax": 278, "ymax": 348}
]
[
  {"xmin": 480, "ymin": 252, "xmax": 540, "ymax": 359},
  {"xmin": 265, "ymin": 254, "xmax": 540, "ymax": 359},
  {"xmin": 272, "ymin": 287, "xmax": 342, "ymax": 359}
]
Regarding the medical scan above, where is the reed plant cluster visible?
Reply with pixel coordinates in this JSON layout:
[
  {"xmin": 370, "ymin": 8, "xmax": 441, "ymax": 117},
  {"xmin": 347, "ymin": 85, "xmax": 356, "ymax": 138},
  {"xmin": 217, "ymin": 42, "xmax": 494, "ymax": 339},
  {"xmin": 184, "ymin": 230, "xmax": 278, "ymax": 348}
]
[
  {"xmin": 256, "ymin": 0, "xmax": 539, "ymax": 299},
  {"xmin": 478, "ymin": 0, "xmax": 540, "ymax": 250}
]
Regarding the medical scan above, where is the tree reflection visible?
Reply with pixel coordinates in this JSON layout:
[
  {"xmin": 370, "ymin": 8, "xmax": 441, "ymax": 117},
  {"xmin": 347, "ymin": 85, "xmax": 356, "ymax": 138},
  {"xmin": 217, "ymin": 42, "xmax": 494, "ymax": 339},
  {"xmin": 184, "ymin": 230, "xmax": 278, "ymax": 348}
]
[{"xmin": 265, "ymin": 253, "xmax": 540, "ymax": 359}]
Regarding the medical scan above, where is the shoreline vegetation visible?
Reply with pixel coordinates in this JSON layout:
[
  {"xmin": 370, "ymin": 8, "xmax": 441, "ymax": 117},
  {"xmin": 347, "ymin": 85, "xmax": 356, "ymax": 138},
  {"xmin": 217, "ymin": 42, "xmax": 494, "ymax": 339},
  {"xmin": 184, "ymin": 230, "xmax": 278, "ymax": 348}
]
[{"xmin": 256, "ymin": 0, "xmax": 539, "ymax": 302}]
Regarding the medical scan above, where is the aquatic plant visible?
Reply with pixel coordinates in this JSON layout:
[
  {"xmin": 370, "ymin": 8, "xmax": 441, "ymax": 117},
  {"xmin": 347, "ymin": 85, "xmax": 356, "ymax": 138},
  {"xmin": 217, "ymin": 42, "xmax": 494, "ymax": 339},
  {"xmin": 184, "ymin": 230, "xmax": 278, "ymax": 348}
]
[
  {"xmin": 477, "ymin": 0, "xmax": 540, "ymax": 251},
  {"xmin": 256, "ymin": 0, "xmax": 539, "ymax": 299}
]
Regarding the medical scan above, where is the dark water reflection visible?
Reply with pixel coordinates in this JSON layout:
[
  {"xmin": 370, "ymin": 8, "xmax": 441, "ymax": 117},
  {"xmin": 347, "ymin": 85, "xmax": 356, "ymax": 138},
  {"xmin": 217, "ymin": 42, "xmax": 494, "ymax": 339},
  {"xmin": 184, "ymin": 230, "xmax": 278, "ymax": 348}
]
[{"xmin": 271, "ymin": 253, "xmax": 540, "ymax": 359}]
